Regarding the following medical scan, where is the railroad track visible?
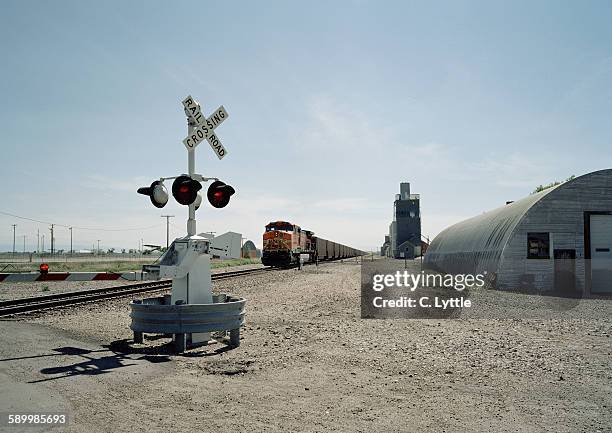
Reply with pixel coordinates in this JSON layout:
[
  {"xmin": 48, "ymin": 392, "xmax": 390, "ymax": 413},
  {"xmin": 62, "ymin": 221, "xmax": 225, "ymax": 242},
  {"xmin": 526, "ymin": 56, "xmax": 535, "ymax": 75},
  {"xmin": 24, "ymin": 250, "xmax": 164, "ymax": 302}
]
[{"xmin": 0, "ymin": 267, "xmax": 271, "ymax": 317}]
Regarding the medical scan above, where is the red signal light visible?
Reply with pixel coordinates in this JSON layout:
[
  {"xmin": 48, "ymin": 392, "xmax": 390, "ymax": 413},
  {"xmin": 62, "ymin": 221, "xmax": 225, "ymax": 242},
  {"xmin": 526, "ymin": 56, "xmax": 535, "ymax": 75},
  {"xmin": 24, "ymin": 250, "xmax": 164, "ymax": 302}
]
[
  {"xmin": 207, "ymin": 180, "xmax": 235, "ymax": 208},
  {"xmin": 172, "ymin": 175, "xmax": 202, "ymax": 205},
  {"xmin": 39, "ymin": 263, "xmax": 49, "ymax": 274}
]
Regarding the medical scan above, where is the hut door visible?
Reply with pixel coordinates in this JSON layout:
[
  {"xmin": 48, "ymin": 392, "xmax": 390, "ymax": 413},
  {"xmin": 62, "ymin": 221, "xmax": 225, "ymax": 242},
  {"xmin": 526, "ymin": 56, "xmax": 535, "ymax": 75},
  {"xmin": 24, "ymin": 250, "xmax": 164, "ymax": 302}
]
[
  {"xmin": 554, "ymin": 249, "xmax": 576, "ymax": 294},
  {"xmin": 589, "ymin": 214, "xmax": 612, "ymax": 293}
]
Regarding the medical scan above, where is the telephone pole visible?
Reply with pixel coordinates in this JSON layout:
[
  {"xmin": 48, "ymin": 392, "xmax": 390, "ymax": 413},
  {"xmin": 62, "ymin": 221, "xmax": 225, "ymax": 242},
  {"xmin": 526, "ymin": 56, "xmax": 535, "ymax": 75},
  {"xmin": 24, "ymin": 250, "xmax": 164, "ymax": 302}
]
[
  {"xmin": 161, "ymin": 215, "xmax": 175, "ymax": 249},
  {"xmin": 12, "ymin": 224, "xmax": 16, "ymax": 256},
  {"xmin": 22, "ymin": 235, "xmax": 26, "ymax": 254},
  {"xmin": 37, "ymin": 229, "xmax": 40, "ymax": 254},
  {"xmin": 49, "ymin": 224, "xmax": 54, "ymax": 256},
  {"xmin": 69, "ymin": 227, "xmax": 73, "ymax": 255}
]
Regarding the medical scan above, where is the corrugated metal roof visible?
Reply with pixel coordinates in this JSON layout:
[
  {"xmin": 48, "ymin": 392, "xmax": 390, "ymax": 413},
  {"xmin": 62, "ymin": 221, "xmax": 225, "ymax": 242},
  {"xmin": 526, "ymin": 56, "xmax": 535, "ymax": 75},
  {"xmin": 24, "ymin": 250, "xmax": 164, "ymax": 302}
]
[
  {"xmin": 424, "ymin": 185, "xmax": 558, "ymax": 274},
  {"xmin": 242, "ymin": 240, "xmax": 257, "ymax": 251},
  {"xmin": 424, "ymin": 169, "xmax": 612, "ymax": 283},
  {"xmin": 430, "ymin": 188, "xmax": 555, "ymax": 253}
]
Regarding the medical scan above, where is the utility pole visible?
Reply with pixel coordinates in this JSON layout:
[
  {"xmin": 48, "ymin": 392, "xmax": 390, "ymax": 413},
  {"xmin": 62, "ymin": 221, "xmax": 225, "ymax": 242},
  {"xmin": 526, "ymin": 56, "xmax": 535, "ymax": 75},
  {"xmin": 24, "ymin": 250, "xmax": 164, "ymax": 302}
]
[
  {"xmin": 49, "ymin": 224, "xmax": 54, "ymax": 256},
  {"xmin": 42, "ymin": 235, "xmax": 45, "ymax": 253},
  {"xmin": 161, "ymin": 215, "xmax": 175, "ymax": 249},
  {"xmin": 69, "ymin": 227, "xmax": 73, "ymax": 255},
  {"xmin": 37, "ymin": 229, "xmax": 40, "ymax": 254},
  {"xmin": 97, "ymin": 239, "xmax": 101, "ymax": 255},
  {"xmin": 12, "ymin": 224, "xmax": 16, "ymax": 257},
  {"xmin": 22, "ymin": 235, "xmax": 26, "ymax": 254}
]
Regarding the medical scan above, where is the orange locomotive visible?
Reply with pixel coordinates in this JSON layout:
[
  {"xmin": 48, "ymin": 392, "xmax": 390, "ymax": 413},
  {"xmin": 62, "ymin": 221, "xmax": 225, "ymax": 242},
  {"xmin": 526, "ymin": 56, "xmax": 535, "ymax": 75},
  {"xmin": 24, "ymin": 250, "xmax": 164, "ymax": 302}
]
[
  {"xmin": 262, "ymin": 221, "xmax": 363, "ymax": 267},
  {"xmin": 262, "ymin": 221, "xmax": 315, "ymax": 266}
]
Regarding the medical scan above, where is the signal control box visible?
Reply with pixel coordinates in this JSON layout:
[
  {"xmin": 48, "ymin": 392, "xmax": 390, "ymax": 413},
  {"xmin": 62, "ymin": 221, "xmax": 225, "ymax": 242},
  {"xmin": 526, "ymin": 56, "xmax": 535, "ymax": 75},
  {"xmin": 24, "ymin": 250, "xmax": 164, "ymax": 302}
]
[
  {"xmin": 158, "ymin": 236, "xmax": 210, "ymax": 279},
  {"xmin": 142, "ymin": 231, "xmax": 241, "ymax": 280}
]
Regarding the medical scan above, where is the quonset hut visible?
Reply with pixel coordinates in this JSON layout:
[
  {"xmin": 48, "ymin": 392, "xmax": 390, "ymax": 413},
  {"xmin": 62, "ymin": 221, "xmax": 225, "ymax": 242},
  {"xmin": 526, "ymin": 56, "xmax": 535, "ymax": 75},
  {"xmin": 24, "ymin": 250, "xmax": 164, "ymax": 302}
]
[
  {"xmin": 241, "ymin": 240, "xmax": 259, "ymax": 259},
  {"xmin": 424, "ymin": 169, "xmax": 612, "ymax": 295}
]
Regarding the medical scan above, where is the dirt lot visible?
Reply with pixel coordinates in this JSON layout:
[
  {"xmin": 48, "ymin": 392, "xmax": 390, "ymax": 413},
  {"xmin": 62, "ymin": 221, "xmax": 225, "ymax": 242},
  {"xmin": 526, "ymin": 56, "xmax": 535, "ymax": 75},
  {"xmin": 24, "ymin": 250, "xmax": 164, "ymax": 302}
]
[{"xmin": 0, "ymin": 260, "xmax": 610, "ymax": 432}]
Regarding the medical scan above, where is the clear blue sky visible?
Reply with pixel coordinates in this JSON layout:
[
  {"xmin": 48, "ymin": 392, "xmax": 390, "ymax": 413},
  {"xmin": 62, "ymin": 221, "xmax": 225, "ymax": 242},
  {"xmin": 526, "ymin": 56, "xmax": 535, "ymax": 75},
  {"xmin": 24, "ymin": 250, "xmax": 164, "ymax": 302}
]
[{"xmin": 1, "ymin": 0, "xmax": 611, "ymax": 252}]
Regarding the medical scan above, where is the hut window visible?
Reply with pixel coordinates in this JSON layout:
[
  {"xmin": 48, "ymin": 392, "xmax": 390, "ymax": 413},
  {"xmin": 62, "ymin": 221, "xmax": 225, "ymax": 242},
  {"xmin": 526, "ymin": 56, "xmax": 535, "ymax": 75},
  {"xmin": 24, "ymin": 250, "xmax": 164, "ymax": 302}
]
[{"xmin": 527, "ymin": 232, "xmax": 550, "ymax": 259}]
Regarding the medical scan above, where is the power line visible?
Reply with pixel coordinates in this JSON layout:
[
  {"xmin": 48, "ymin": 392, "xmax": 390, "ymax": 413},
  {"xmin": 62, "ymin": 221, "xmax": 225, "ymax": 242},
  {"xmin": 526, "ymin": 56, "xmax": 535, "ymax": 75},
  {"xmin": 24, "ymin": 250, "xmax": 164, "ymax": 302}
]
[
  {"xmin": 70, "ymin": 224, "xmax": 165, "ymax": 232},
  {"xmin": 0, "ymin": 210, "xmax": 165, "ymax": 232},
  {"xmin": 1, "ymin": 212, "xmax": 50, "ymax": 225},
  {"xmin": 170, "ymin": 222, "xmax": 184, "ymax": 231}
]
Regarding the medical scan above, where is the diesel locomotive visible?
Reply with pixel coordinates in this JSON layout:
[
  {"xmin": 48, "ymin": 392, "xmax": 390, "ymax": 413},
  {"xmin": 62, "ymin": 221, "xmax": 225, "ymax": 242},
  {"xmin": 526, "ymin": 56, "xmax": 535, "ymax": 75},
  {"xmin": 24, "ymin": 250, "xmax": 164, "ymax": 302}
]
[{"xmin": 262, "ymin": 221, "xmax": 363, "ymax": 267}]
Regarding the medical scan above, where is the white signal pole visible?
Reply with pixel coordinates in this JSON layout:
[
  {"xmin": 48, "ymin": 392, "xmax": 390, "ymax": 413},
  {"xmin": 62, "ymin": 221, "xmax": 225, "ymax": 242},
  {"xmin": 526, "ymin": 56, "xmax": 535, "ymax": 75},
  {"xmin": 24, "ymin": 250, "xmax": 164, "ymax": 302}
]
[{"xmin": 187, "ymin": 117, "xmax": 197, "ymax": 236}]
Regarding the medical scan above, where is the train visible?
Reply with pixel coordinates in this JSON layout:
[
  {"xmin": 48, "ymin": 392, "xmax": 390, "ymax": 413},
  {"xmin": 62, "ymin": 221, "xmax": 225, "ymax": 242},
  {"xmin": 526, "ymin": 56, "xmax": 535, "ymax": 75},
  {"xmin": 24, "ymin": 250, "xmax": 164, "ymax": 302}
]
[{"xmin": 261, "ymin": 220, "xmax": 365, "ymax": 267}]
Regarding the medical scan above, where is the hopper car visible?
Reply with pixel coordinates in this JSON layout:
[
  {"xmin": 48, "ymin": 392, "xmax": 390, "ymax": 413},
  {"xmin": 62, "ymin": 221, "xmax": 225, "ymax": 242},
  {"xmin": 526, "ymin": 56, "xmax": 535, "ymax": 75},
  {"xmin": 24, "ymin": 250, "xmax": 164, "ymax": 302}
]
[{"xmin": 262, "ymin": 221, "xmax": 364, "ymax": 267}]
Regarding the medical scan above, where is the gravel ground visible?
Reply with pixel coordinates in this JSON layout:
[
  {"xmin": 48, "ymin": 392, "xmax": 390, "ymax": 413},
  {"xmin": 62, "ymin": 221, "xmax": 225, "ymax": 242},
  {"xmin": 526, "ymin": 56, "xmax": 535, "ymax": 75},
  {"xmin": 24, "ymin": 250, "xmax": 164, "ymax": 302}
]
[{"xmin": 0, "ymin": 259, "xmax": 610, "ymax": 433}]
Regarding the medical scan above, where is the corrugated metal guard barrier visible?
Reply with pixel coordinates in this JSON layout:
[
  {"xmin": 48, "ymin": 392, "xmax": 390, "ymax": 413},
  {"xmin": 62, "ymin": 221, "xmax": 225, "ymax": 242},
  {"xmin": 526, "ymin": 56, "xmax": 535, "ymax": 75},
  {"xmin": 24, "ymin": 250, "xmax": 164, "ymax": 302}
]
[{"xmin": 130, "ymin": 293, "xmax": 246, "ymax": 350}]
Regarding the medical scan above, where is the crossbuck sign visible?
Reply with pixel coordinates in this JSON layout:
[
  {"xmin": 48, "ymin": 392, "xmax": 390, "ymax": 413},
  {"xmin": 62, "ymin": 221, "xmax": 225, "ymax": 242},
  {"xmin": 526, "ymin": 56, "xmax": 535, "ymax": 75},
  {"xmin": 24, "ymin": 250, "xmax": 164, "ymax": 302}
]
[{"xmin": 181, "ymin": 95, "xmax": 229, "ymax": 160}]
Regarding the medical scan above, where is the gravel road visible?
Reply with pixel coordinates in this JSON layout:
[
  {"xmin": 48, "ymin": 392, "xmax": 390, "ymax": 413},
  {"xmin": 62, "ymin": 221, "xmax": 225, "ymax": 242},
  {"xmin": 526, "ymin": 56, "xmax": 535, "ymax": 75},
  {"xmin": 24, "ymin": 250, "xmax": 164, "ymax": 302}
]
[{"xmin": 0, "ymin": 259, "xmax": 610, "ymax": 433}]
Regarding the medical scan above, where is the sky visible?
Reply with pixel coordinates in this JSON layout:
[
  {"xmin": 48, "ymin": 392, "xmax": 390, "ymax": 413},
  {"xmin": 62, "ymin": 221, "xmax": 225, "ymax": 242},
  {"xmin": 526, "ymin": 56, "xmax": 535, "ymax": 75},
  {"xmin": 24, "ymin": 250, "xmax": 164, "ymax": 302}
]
[{"xmin": 1, "ymin": 0, "xmax": 611, "ymax": 253}]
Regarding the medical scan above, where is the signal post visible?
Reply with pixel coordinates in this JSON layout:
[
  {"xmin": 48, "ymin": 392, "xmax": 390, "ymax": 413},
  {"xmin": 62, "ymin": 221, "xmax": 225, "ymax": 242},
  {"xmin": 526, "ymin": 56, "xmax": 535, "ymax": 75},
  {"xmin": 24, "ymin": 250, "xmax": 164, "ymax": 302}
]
[{"xmin": 132, "ymin": 95, "xmax": 244, "ymax": 352}]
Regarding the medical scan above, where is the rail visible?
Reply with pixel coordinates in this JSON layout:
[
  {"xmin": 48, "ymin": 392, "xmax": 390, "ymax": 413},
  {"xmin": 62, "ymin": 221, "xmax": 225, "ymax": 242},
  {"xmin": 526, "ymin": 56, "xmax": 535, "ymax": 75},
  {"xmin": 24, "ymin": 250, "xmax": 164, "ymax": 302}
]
[{"xmin": 0, "ymin": 267, "xmax": 271, "ymax": 317}]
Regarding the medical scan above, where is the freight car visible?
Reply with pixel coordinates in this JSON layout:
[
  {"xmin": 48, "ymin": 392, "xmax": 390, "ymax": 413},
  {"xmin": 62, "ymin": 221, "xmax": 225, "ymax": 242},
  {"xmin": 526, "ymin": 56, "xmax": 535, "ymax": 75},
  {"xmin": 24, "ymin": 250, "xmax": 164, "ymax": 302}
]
[{"xmin": 262, "ymin": 221, "xmax": 363, "ymax": 267}]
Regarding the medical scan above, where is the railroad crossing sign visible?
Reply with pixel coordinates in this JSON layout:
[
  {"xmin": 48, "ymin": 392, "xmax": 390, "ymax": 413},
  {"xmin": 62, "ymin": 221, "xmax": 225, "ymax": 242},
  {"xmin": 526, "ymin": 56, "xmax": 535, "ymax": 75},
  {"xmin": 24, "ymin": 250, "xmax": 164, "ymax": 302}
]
[{"xmin": 181, "ymin": 95, "xmax": 229, "ymax": 160}]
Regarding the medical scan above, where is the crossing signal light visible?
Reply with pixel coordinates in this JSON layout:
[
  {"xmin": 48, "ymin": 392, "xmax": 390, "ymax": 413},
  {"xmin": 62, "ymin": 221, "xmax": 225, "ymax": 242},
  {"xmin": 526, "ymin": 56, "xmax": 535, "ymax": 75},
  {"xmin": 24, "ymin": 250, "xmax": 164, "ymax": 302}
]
[
  {"xmin": 172, "ymin": 175, "xmax": 202, "ymax": 206},
  {"xmin": 137, "ymin": 181, "xmax": 168, "ymax": 208},
  {"xmin": 39, "ymin": 263, "xmax": 49, "ymax": 274},
  {"xmin": 207, "ymin": 180, "xmax": 235, "ymax": 208}
]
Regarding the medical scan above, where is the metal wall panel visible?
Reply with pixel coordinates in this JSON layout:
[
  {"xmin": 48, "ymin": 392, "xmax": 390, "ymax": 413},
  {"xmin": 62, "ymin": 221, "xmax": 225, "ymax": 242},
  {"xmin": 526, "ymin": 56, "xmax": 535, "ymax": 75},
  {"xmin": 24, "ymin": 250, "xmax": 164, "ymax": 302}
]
[
  {"xmin": 590, "ymin": 214, "xmax": 612, "ymax": 293},
  {"xmin": 425, "ymin": 169, "xmax": 612, "ymax": 295}
]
